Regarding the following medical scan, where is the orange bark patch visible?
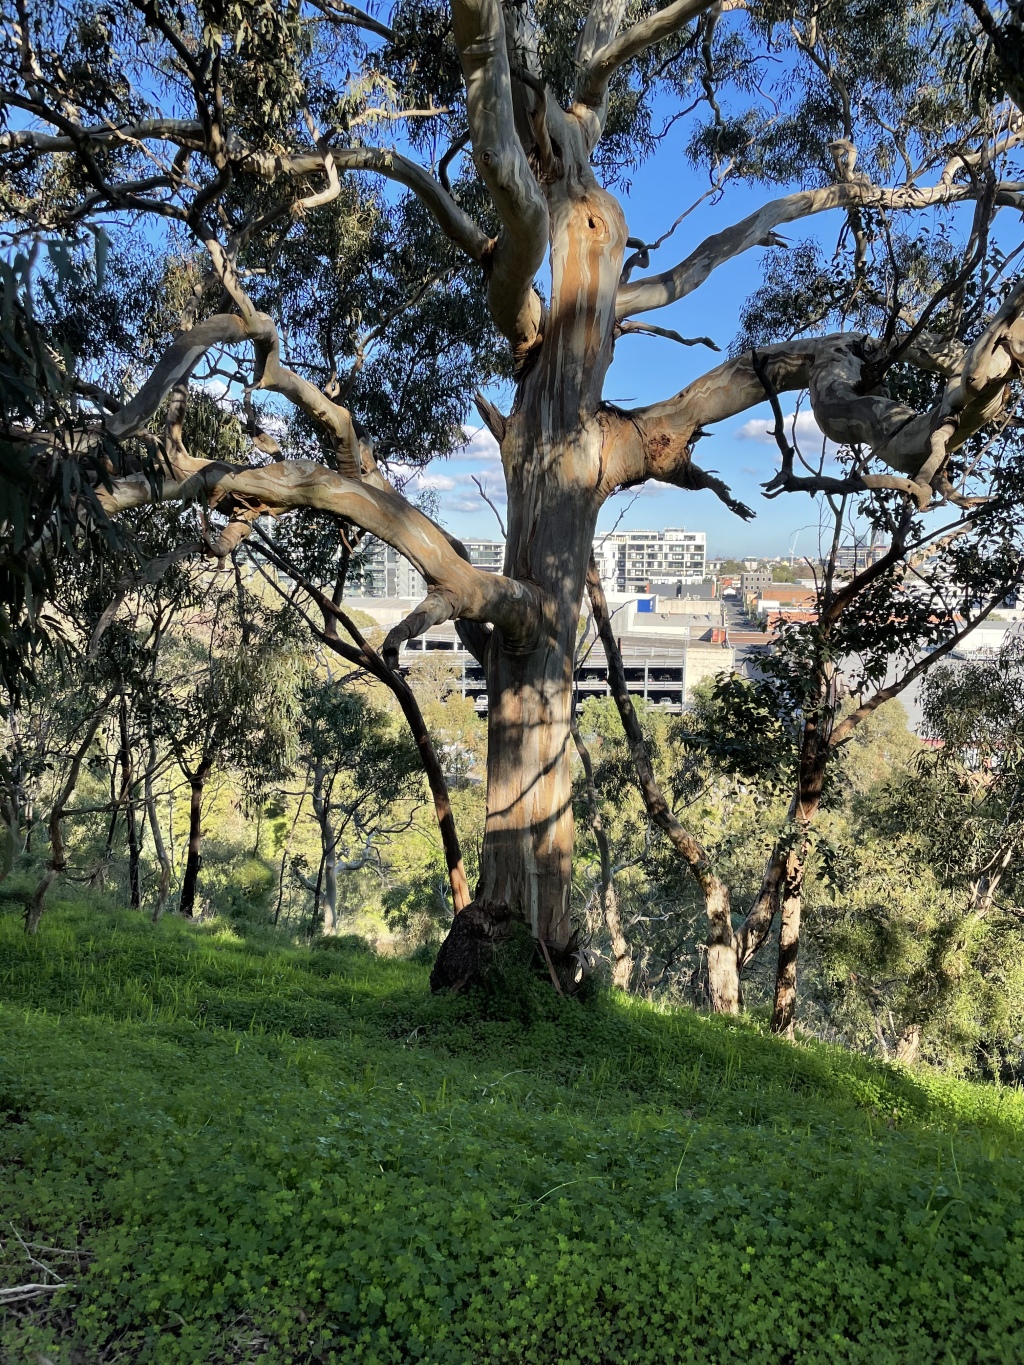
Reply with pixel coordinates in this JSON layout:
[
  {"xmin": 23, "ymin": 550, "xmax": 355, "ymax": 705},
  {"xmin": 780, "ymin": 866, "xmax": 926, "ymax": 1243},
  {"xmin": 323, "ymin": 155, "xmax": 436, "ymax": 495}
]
[{"xmin": 642, "ymin": 424, "xmax": 693, "ymax": 481}]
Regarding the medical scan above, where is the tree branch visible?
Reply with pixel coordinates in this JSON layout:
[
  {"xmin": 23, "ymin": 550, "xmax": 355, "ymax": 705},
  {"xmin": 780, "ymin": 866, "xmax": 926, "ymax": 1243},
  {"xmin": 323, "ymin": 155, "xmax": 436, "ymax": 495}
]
[
  {"xmin": 616, "ymin": 178, "xmax": 1024, "ymax": 318},
  {"xmin": 84, "ymin": 287, "xmax": 541, "ymax": 647},
  {"xmin": 451, "ymin": 0, "xmax": 548, "ymax": 356},
  {"xmin": 575, "ymin": 0, "xmax": 629, "ymax": 66},
  {"xmin": 305, "ymin": 0, "xmax": 395, "ymax": 40},
  {"xmin": 574, "ymin": 0, "xmax": 717, "ymax": 146},
  {"xmin": 619, "ymin": 301, "xmax": 1024, "ymax": 501},
  {"xmin": 100, "ymin": 455, "xmax": 538, "ymax": 645},
  {"xmin": 246, "ymin": 535, "xmax": 471, "ymax": 911},
  {"xmin": 1, "ymin": 120, "xmax": 491, "ymax": 265},
  {"xmin": 617, "ymin": 319, "xmax": 720, "ymax": 351}
]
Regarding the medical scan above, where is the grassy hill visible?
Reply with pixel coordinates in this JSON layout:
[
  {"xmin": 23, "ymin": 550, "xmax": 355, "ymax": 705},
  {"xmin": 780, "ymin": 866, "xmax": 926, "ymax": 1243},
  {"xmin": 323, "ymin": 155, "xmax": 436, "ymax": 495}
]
[{"xmin": 2, "ymin": 899, "xmax": 1023, "ymax": 1364}]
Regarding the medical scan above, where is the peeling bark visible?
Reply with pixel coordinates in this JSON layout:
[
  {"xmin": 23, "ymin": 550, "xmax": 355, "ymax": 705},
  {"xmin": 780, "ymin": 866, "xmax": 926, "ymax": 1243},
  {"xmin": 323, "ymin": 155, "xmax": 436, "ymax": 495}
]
[{"xmin": 469, "ymin": 181, "xmax": 629, "ymax": 949}]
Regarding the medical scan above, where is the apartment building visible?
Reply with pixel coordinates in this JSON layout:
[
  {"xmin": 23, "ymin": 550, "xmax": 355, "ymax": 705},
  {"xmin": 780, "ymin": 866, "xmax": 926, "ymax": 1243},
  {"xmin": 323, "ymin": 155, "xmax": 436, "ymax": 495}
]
[
  {"xmin": 360, "ymin": 530, "xmax": 706, "ymax": 598},
  {"xmin": 594, "ymin": 528, "xmax": 706, "ymax": 591},
  {"xmin": 359, "ymin": 541, "xmax": 427, "ymax": 599},
  {"xmin": 461, "ymin": 539, "xmax": 504, "ymax": 572},
  {"xmin": 359, "ymin": 536, "xmax": 505, "ymax": 596}
]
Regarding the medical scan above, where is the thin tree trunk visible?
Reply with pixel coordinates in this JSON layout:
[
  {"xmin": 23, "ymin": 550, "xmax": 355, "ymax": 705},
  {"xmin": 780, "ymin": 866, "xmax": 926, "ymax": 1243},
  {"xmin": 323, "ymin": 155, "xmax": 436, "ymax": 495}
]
[
  {"xmin": 310, "ymin": 757, "xmax": 339, "ymax": 935},
  {"xmin": 274, "ymin": 777, "xmax": 308, "ymax": 926},
  {"xmin": 733, "ymin": 846, "xmax": 786, "ymax": 972},
  {"xmin": 322, "ymin": 834, "xmax": 338, "ymax": 936},
  {"xmin": 118, "ymin": 695, "xmax": 141, "ymax": 909},
  {"xmin": 179, "ymin": 755, "xmax": 212, "ymax": 918},
  {"xmin": 306, "ymin": 560, "xmax": 472, "ymax": 913},
  {"xmin": 767, "ymin": 716, "xmax": 827, "ymax": 1035},
  {"xmin": 1, "ymin": 795, "xmax": 23, "ymax": 882},
  {"xmin": 770, "ymin": 841, "xmax": 806, "ymax": 1037},
  {"xmin": 571, "ymin": 718, "xmax": 631, "ymax": 989},
  {"xmin": 1, "ymin": 731, "xmax": 29, "ymax": 880},
  {"xmin": 585, "ymin": 556, "xmax": 739, "ymax": 1011},
  {"xmin": 27, "ymin": 702, "xmax": 111, "ymax": 933},
  {"xmin": 92, "ymin": 717, "xmax": 121, "ymax": 890},
  {"xmin": 391, "ymin": 679, "xmax": 471, "ymax": 911},
  {"xmin": 144, "ymin": 736, "xmax": 172, "ymax": 922},
  {"xmin": 970, "ymin": 838, "xmax": 1017, "ymax": 917}
]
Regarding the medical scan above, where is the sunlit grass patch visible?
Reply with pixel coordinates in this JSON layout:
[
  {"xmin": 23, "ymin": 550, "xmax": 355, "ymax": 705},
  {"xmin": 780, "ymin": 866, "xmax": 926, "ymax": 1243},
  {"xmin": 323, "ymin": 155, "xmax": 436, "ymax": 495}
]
[{"xmin": 2, "ymin": 899, "xmax": 1024, "ymax": 1363}]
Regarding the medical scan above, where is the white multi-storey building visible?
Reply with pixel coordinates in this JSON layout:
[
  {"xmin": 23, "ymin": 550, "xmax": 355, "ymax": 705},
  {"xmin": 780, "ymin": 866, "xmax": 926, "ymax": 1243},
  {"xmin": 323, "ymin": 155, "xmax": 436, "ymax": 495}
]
[
  {"xmin": 359, "ymin": 530, "xmax": 706, "ymax": 598},
  {"xmin": 461, "ymin": 539, "xmax": 505, "ymax": 572},
  {"xmin": 594, "ymin": 528, "xmax": 706, "ymax": 591},
  {"xmin": 359, "ymin": 536, "xmax": 505, "ymax": 597}
]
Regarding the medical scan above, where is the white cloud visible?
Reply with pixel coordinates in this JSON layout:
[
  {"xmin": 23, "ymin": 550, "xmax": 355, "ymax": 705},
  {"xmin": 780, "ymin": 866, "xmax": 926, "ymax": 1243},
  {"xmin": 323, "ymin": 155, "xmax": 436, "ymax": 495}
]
[
  {"xmin": 380, "ymin": 423, "xmax": 515, "ymax": 533},
  {"xmin": 412, "ymin": 473, "xmax": 456, "ymax": 492},
  {"xmin": 735, "ymin": 408, "xmax": 838, "ymax": 453},
  {"xmin": 452, "ymin": 424, "xmax": 503, "ymax": 466},
  {"xmin": 198, "ymin": 377, "xmax": 231, "ymax": 404}
]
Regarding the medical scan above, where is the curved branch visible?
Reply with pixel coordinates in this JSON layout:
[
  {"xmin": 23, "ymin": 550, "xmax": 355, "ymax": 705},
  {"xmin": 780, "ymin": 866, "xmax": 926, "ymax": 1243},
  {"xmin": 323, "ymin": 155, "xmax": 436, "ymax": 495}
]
[
  {"xmin": 605, "ymin": 341, "xmax": 821, "ymax": 499},
  {"xmin": 99, "ymin": 456, "xmax": 538, "ymax": 643},
  {"xmin": 382, "ymin": 590, "xmax": 461, "ymax": 668},
  {"xmin": 452, "ymin": 0, "xmax": 548, "ymax": 355},
  {"xmin": 616, "ymin": 302, "xmax": 1024, "ymax": 501},
  {"xmin": 616, "ymin": 178, "xmax": 1024, "ymax": 317},
  {"xmin": 86, "ymin": 288, "xmax": 541, "ymax": 648},
  {"xmin": 247, "ymin": 144, "xmax": 492, "ymax": 263},
  {"xmin": 617, "ymin": 319, "xmax": 720, "ymax": 350},
  {"xmin": 574, "ymin": 0, "xmax": 717, "ymax": 147},
  {"xmin": 305, "ymin": 0, "xmax": 395, "ymax": 40},
  {"xmin": 575, "ymin": 0, "xmax": 629, "ymax": 66},
  {"xmin": 106, "ymin": 315, "xmax": 248, "ymax": 441}
]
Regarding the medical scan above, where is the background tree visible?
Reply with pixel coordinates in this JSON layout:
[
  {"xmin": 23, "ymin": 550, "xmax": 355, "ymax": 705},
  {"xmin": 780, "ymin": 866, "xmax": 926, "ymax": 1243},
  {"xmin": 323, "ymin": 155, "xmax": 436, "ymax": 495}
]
[
  {"xmin": 294, "ymin": 681, "xmax": 420, "ymax": 934},
  {"xmin": 154, "ymin": 583, "xmax": 304, "ymax": 917}
]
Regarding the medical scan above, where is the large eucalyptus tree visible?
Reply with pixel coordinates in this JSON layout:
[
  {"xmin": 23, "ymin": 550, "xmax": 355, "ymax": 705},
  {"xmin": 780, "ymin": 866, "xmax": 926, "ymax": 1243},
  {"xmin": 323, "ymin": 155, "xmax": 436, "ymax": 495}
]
[{"xmin": 5, "ymin": 0, "xmax": 1024, "ymax": 988}]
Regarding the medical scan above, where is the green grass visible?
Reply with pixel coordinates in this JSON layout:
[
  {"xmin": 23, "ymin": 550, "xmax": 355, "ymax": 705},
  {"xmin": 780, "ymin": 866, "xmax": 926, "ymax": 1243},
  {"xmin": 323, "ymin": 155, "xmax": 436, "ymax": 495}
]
[{"xmin": 1, "ymin": 898, "xmax": 1023, "ymax": 1364}]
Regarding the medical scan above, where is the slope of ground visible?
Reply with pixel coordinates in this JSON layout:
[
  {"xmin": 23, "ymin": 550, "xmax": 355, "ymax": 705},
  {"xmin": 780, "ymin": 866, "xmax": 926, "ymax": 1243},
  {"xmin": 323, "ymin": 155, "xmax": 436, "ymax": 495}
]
[{"xmin": 1, "ymin": 898, "xmax": 1023, "ymax": 1364}]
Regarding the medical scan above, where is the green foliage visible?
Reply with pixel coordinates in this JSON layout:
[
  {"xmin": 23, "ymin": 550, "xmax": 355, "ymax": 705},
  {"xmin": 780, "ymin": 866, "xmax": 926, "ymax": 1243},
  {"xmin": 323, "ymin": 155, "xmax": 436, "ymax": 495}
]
[
  {"xmin": 0, "ymin": 245, "xmax": 129, "ymax": 702},
  {"xmin": 771, "ymin": 562, "xmax": 797, "ymax": 582},
  {"xmin": 680, "ymin": 674, "xmax": 800, "ymax": 796},
  {"xmin": 797, "ymin": 643, "xmax": 1024, "ymax": 1074},
  {"xmin": 3, "ymin": 900, "xmax": 1024, "ymax": 1363}
]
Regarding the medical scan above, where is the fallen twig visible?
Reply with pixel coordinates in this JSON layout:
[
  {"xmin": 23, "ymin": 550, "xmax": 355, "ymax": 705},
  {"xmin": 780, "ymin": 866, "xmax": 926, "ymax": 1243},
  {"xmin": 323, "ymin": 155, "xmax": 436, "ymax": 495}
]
[{"xmin": 0, "ymin": 1282, "xmax": 72, "ymax": 1305}]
